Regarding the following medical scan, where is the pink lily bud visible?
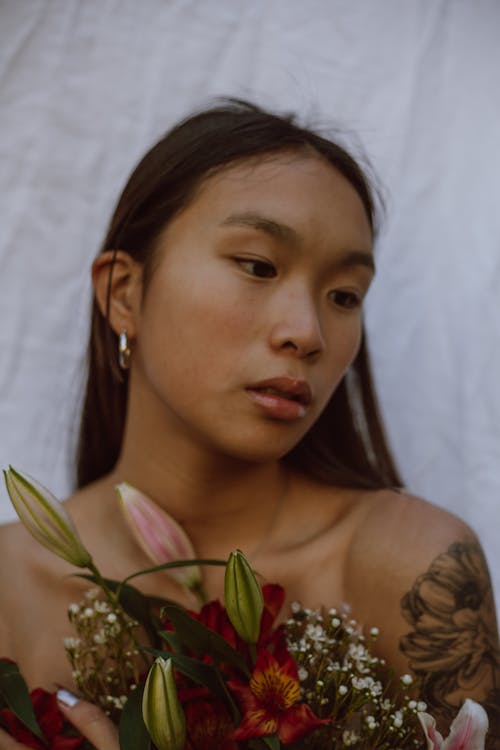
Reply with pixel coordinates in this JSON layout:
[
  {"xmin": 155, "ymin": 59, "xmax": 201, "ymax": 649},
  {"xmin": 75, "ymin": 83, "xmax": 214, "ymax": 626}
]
[
  {"xmin": 418, "ymin": 698, "xmax": 488, "ymax": 750},
  {"xmin": 116, "ymin": 482, "xmax": 201, "ymax": 592}
]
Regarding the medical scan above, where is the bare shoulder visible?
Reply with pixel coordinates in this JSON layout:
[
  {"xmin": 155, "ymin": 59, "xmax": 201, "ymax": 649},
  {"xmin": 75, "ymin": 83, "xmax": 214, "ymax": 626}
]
[
  {"xmin": 348, "ymin": 488, "xmax": 476, "ymax": 585},
  {"xmin": 0, "ymin": 518, "xmax": 39, "ymax": 653},
  {"xmin": 0, "ymin": 517, "xmax": 36, "ymax": 584},
  {"xmin": 345, "ymin": 488, "xmax": 500, "ymax": 736}
]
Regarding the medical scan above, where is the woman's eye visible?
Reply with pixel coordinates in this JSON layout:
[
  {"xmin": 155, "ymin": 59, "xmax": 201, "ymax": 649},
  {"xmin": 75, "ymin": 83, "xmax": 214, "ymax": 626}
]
[
  {"xmin": 329, "ymin": 290, "xmax": 362, "ymax": 310},
  {"xmin": 236, "ymin": 258, "xmax": 277, "ymax": 279}
]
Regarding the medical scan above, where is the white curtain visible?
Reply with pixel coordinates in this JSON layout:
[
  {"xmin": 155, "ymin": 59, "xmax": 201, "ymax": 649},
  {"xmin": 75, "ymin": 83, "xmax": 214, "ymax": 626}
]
[{"xmin": 1, "ymin": 0, "xmax": 499, "ymax": 611}]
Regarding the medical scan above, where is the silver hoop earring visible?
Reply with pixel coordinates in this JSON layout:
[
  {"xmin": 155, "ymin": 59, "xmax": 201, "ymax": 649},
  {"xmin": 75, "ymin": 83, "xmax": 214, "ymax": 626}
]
[{"xmin": 118, "ymin": 329, "xmax": 131, "ymax": 370}]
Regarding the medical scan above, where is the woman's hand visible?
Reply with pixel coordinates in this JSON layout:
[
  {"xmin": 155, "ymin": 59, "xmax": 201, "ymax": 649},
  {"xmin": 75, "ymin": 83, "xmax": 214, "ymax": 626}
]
[
  {"xmin": 57, "ymin": 690, "xmax": 119, "ymax": 750},
  {"xmin": 0, "ymin": 690, "xmax": 119, "ymax": 750}
]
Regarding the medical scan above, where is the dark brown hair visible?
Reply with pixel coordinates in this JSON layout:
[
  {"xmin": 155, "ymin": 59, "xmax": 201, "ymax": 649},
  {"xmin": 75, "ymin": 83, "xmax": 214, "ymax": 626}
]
[{"xmin": 77, "ymin": 99, "xmax": 401, "ymax": 490}]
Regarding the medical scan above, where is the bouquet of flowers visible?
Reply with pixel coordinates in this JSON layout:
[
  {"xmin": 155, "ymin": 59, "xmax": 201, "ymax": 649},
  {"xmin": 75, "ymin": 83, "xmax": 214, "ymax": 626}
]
[{"xmin": 0, "ymin": 468, "xmax": 490, "ymax": 750}]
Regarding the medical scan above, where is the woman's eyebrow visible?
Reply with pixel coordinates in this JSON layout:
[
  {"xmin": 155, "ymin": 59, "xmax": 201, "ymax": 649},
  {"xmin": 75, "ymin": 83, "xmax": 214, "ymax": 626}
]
[
  {"xmin": 220, "ymin": 212, "xmax": 299, "ymax": 246},
  {"xmin": 335, "ymin": 249, "xmax": 375, "ymax": 275},
  {"xmin": 220, "ymin": 211, "xmax": 375, "ymax": 274}
]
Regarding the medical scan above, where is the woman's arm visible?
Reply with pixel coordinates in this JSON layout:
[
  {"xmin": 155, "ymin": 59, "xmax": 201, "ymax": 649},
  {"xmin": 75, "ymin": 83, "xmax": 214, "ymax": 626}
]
[
  {"xmin": 347, "ymin": 491, "xmax": 500, "ymax": 744},
  {"xmin": 399, "ymin": 534, "xmax": 500, "ymax": 740}
]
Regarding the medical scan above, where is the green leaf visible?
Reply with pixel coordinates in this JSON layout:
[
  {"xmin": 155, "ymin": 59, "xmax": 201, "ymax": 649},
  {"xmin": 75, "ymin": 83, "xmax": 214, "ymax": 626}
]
[
  {"xmin": 0, "ymin": 660, "xmax": 44, "ymax": 740},
  {"xmin": 119, "ymin": 683, "xmax": 151, "ymax": 750},
  {"xmin": 248, "ymin": 738, "xmax": 281, "ymax": 750},
  {"xmin": 162, "ymin": 603, "xmax": 249, "ymax": 675},
  {"xmin": 170, "ymin": 654, "xmax": 229, "ymax": 703},
  {"xmin": 262, "ymin": 734, "xmax": 281, "ymax": 750},
  {"xmin": 157, "ymin": 629, "xmax": 186, "ymax": 653}
]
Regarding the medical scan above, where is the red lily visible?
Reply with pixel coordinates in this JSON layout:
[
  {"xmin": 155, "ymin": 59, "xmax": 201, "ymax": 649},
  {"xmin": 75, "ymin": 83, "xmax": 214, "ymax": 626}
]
[
  {"xmin": 192, "ymin": 598, "xmax": 241, "ymax": 651},
  {"xmin": 184, "ymin": 697, "xmax": 238, "ymax": 750},
  {"xmin": 185, "ymin": 584, "xmax": 287, "ymax": 661},
  {"xmin": 228, "ymin": 649, "xmax": 329, "ymax": 745}
]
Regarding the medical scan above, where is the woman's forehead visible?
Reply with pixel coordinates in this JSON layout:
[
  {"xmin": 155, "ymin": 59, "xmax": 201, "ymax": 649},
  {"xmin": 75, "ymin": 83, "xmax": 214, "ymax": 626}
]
[
  {"xmin": 156, "ymin": 151, "xmax": 373, "ymax": 259},
  {"xmin": 190, "ymin": 152, "xmax": 371, "ymax": 226}
]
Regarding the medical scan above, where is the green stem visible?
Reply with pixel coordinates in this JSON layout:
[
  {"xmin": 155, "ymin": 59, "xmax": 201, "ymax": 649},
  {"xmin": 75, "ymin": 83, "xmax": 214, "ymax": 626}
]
[{"xmin": 88, "ymin": 562, "xmax": 119, "ymax": 607}]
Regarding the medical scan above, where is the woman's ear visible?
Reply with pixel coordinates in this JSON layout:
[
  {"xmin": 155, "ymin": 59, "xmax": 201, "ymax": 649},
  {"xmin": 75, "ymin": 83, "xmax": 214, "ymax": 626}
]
[{"xmin": 92, "ymin": 250, "xmax": 143, "ymax": 339}]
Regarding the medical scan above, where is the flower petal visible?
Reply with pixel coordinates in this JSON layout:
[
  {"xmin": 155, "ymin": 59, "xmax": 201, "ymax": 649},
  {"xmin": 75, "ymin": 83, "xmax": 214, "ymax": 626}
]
[
  {"xmin": 226, "ymin": 679, "xmax": 261, "ymax": 714},
  {"xmin": 442, "ymin": 699, "xmax": 488, "ymax": 750},
  {"xmin": 277, "ymin": 703, "xmax": 330, "ymax": 745},
  {"xmin": 418, "ymin": 712, "xmax": 444, "ymax": 750},
  {"xmin": 233, "ymin": 708, "xmax": 278, "ymax": 740},
  {"xmin": 250, "ymin": 650, "xmax": 300, "ymax": 709},
  {"xmin": 259, "ymin": 584, "xmax": 285, "ymax": 641}
]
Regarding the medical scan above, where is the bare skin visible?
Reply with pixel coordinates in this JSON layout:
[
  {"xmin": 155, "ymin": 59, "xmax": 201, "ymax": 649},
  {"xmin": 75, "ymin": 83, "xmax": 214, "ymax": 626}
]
[{"xmin": 0, "ymin": 153, "xmax": 498, "ymax": 747}]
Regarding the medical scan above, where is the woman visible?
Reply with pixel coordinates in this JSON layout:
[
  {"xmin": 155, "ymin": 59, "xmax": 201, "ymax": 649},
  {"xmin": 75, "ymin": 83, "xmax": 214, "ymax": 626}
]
[{"xmin": 0, "ymin": 100, "xmax": 498, "ymax": 749}]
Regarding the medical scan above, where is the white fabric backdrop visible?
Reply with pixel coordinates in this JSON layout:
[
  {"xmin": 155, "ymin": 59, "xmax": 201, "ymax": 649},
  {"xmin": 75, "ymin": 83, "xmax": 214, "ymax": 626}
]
[{"xmin": 0, "ymin": 0, "xmax": 499, "ymax": 612}]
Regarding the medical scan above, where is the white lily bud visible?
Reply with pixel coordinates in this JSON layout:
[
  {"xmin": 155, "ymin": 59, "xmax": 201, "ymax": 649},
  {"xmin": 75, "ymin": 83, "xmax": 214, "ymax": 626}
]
[
  {"xmin": 142, "ymin": 657, "xmax": 186, "ymax": 750},
  {"xmin": 4, "ymin": 467, "xmax": 92, "ymax": 568}
]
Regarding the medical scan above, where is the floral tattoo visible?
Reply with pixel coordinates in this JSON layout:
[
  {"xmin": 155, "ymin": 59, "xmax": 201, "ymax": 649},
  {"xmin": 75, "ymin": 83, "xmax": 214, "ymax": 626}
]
[{"xmin": 400, "ymin": 541, "xmax": 500, "ymax": 737}]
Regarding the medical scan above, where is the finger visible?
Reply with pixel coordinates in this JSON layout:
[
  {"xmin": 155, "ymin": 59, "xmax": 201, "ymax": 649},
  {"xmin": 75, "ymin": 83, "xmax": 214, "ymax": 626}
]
[
  {"xmin": 57, "ymin": 690, "xmax": 119, "ymax": 750},
  {"xmin": 0, "ymin": 726, "xmax": 29, "ymax": 749}
]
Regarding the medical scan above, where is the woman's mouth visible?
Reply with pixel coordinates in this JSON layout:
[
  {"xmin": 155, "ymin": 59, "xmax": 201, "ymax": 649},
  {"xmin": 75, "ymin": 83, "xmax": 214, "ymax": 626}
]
[{"xmin": 245, "ymin": 377, "xmax": 312, "ymax": 421}]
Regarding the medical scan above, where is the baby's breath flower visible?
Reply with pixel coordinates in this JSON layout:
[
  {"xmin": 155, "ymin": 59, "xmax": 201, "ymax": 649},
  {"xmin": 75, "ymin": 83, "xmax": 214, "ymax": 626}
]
[
  {"xmin": 365, "ymin": 715, "xmax": 377, "ymax": 730},
  {"xmin": 285, "ymin": 603, "xmax": 422, "ymax": 747},
  {"xmin": 342, "ymin": 729, "xmax": 359, "ymax": 746},
  {"xmin": 401, "ymin": 673, "xmax": 413, "ymax": 686},
  {"xmin": 392, "ymin": 710, "xmax": 403, "ymax": 728},
  {"xmin": 63, "ymin": 589, "xmax": 146, "ymax": 719}
]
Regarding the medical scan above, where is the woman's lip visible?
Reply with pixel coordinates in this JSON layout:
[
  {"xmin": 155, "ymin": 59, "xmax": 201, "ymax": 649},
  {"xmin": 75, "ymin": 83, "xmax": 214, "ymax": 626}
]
[
  {"xmin": 246, "ymin": 377, "xmax": 312, "ymax": 406},
  {"xmin": 245, "ymin": 388, "xmax": 307, "ymax": 420},
  {"xmin": 245, "ymin": 377, "xmax": 312, "ymax": 421}
]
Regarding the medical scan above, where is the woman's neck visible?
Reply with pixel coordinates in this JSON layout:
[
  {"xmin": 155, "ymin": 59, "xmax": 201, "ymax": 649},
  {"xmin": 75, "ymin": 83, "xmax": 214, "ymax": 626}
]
[{"xmin": 108, "ymin": 435, "xmax": 290, "ymax": 560}]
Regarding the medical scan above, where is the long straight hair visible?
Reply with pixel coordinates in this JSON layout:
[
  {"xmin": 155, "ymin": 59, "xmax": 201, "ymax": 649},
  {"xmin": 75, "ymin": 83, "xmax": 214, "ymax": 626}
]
[{"xmin": 77, "ymin": 100, "xmax": 402, "ymax": 490}]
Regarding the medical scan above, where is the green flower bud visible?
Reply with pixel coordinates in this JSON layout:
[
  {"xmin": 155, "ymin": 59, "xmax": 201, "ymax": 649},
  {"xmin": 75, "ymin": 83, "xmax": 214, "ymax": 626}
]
[
  {"xmin": 224, "ymin": 549, "xmax": 264, "ymax": 644},
  {"xmin": 142, "ymin": 657, "xmax": 186, "ymax": 750},
  {"xmin": 4, "ymin": 466, "xmax": 92, "ymax": 568}
]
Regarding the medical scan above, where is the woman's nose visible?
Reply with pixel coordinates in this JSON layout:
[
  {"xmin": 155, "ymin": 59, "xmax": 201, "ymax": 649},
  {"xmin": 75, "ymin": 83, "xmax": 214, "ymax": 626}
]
[{"xmin": 269, "ymin": 292, "xmax": 325, "ymax": 360}]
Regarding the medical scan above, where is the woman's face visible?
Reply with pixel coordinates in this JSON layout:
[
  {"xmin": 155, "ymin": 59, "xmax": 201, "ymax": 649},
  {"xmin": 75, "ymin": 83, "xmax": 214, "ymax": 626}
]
[{"xmin": 131, "ymin": 152, "xmax": 374, "ymax": 462}]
